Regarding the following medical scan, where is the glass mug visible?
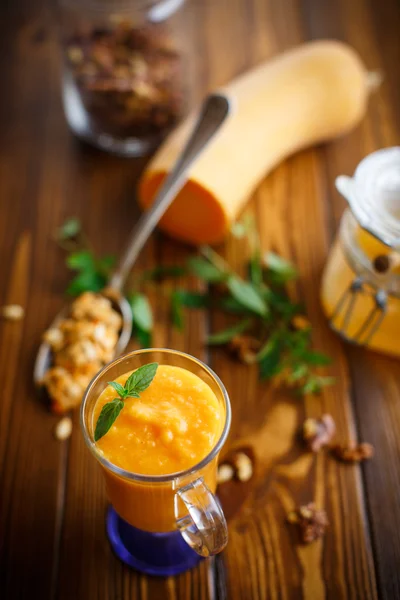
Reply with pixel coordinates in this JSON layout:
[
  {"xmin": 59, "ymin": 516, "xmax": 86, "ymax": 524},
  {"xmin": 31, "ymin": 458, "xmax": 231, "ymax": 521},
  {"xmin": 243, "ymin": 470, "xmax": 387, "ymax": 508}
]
[{"xmin": 81, "ymin": 348, "xmax": 231, "ymax": 575}]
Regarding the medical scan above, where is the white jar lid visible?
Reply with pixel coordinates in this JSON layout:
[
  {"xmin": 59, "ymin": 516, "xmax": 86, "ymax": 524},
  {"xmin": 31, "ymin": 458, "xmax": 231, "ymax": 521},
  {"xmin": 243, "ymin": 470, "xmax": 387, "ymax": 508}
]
[{"xmin": 336, "ymin": 147, "xmax": 400, "ymax": 249}]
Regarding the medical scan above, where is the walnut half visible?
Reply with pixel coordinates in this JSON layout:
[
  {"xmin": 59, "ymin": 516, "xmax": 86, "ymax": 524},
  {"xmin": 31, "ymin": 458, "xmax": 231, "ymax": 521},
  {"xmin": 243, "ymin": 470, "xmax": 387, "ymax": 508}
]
[
  {"xmin": 302, "ymin": 414, "xmax": 336, "ymax": 452},
  {"xmin": 287, "ymin": 503, "xmax": 328, "ymax": 544},
  {"xmin": 332, "ymin": 442, "xmax": 374, "ymax": 463}
]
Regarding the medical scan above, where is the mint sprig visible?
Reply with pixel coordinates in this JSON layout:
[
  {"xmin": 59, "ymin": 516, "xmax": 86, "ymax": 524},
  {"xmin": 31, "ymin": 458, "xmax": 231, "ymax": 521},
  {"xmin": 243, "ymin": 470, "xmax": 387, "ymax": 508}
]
[{"xmin": 94, "ymin": 363, "xmax": 158, "ymax": 442}]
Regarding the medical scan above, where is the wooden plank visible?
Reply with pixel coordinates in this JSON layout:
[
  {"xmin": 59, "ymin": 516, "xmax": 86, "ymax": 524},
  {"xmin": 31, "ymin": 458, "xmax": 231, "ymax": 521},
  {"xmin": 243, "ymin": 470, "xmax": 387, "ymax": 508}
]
[
  {"xmin": 212, "ymin": 153, "xmax": 377, "ymax": 599},
  {"xmin": 303, "ymin": 0, "xmax": 400, "ymax": 598},
  {"xmin": 55, "ymin": 0, "xmax": 212, "ymax": 597},
  {"xmin": 205, "ymin": 0, "xmax": 379, "ymax": 598},
  {"xmin": 0, "ymin": 4, "xmax": 73, "ymax": 599}
]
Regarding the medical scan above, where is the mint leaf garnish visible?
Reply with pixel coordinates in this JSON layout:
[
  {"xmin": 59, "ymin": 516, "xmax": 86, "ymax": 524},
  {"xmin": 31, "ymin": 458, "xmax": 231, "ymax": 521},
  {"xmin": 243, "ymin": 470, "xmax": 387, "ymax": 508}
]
[
  {"xmin": 125, "ymin": 362, "xmax": 158, "ymax": 395},
  {"xmin": 94, "ymin": 363, "xmax": 158, "ymax": 441},
  {"xmin": 107, "ymin": 381, "xmax": 126, "ymax": 398},
  {"xmin": 94, "ymin": 398, "xmax": 124, "ymax": 442}
]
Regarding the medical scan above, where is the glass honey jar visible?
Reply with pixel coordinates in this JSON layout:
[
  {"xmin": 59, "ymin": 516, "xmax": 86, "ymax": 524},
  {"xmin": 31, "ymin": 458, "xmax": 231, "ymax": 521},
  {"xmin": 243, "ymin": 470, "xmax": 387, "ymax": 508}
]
[{"xmin": 321, "ymin": 147, "xmax": 400, "ymax": 356}]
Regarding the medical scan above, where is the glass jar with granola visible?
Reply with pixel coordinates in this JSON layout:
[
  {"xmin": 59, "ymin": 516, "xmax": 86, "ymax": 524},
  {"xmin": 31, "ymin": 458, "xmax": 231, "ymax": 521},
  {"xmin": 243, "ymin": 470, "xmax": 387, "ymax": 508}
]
[{"xmin": 58, "ymin": 0, "xmax": 192, "ymax": 156}]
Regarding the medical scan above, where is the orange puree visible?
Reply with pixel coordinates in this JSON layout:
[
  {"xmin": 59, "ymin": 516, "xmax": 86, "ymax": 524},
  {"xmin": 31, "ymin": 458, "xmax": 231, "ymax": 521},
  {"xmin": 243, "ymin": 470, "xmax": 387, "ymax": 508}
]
[{"xmin": 94, "ymin": 365, "xmax": 223, "ymax": 476}]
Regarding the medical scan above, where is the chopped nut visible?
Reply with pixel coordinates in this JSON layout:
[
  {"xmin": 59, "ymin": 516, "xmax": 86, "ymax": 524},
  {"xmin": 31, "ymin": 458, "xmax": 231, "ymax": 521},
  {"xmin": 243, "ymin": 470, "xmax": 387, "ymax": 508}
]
[
  {"xmin": 42, "ymin": 292, "xmax": 121, "ymax": 413},
  {"xmin": 217, "ymin": 463, "xmax": 235, "ymax": 484},
  {"xmin": 43, "ymin": 327, "xmax": 64, "ymax": 351},
  {"xmin": 228, "ymin": 335, "xmax": 261, "ymax": 364},
  {"xmin": 287, "ymin": 503, "xmax": 328, "ymax": 544},
  {"xmin": 67, "ymin": 46, "xmax": 84, "ymax": 64},
  {"xmin": 71, "ymin": 292, "xmax": 122, "ymax": 329},
  {"xmin": 1, "ymin": 304, "xmax": 25, "ymax": 321},
  {"xmin": 286, "ymin": 511, "xmax": 299, "ymax": 524},
  {"xmin": 332, "ymin": 442, "xmax": 374, "ymax": 463},
  {"xmin": 42, "ymin": 367, "xmax": 84, "ymax": 413},
  {"xmin": 291, "ymin": 315, "xmax": 311, "ymax": 331},
  {"xmin": 54, "ymin": 417, "xmax": 73, "ymax": 441},
  {"xmin": 299, "ymin": 505, "xmax": 313, "ymax": 520},
  {"xmin": 302, "ymin": 414, "xmax": 336, "ymax": 452},
  {"xmin": 232, "ymin": 452, "xmax": 253, "ymax": 482}
]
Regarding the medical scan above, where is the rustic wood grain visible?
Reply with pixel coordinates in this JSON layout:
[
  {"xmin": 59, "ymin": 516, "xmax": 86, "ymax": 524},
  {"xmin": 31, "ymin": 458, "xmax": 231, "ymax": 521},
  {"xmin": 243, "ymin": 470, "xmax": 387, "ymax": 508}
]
[
  {"xmin": 302, "ymin": 1, "xmax": 400, "ymax": 598},
  {"xmin": 0, "ymin": 0, "xmax": 399, "ymax": 599}
]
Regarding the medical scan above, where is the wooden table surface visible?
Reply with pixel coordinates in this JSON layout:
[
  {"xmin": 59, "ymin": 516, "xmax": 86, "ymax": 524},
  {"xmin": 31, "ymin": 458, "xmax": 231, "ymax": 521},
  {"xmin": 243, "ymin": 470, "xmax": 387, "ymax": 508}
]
[{"xmin": 1, "ymin": 0, "xmax": 400, "ymax": 598}]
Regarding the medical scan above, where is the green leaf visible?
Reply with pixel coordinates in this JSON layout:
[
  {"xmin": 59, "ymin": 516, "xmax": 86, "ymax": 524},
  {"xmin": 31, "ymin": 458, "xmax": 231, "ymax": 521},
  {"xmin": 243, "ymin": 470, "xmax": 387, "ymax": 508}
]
[
  {"xmin": 258, "ymin": 338, "xmax": 282, "ymax": 379},
  {"xmin": 142, "ymin": 265, "xmax": 187, "ymax": 281},
  {"xmin": 67, "ymin": 251, "xmax": 95, "ymax": 272},
  {"xmin": 300, "ymin": 375, "xmax": 336, "ymax": 395},
  {"xmin": 301, "ymin": 351, "xmax": 332, "ymax": 366},
  {"xmin": 94, "ymin": 398, "xmax": 124, "ymax": 441},
  {"xmin": 107, "ymin": 381, "xmax": 126, "ymax": 398},
  {"xmin": 125, "ymin": 363, "xmax": 158, "ymax": 395},
  {"xmin": 97, "ymin": 255, "xmax": 116, "ymax": 273},
  {"xmin": 227, "ymin": 276, "xmax": 268, "ymax": 317},
  {"xmin": 218, "ymin": 296, "xmax": 250, "ymax": 314},
  {"xmin": 287, "ymin": 364, "xmax": 308, "ymax": 382},
  {"xmin": 264, "ymin": 252, "xmax": 297, "ymax": 283},
  {"xmin": 129, "ymin": 293, "xmax": 153, "ymax": 333},
  {"xmin": 57, "ymin": 217, "xmax": 81, "ymax": 240},
  {"xmin": 133, "ymin": 325, "xmax": 152, "ymax": 348},
  {"xmin": 188, "ymin": 256, "xmax": 227, "ymax": 283},
  {"xmin": 263, "ymin": 288, "xmax": 302, "ymax": 319},
  {"xmin": 66, "ymin": 271, "xmax": 105, "ymax": 296},
  {"xmin": 207, "ymin": 318, "xmax": 252, "ymax": 345},
  {"xmin": 284, "ymin": 328, "xmax": 311, "ymax": 354},
  {"xmin": 171, "ymin": 291, "xmax": 184, "ymax": 331},
  {"xmin": 173, "ymin": 290, "xmax": 209, "ymax": 309},
  {"xmin": 248, "ymin": 253, "xmax": 263, "ymax": 287}
]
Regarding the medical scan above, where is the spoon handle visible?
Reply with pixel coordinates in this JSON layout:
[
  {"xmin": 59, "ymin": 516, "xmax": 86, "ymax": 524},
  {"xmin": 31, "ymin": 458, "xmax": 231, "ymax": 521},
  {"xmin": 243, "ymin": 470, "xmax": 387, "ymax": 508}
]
[{"xmin": 108, "ymin": 93, "xmax": 231, "ymax": 292}]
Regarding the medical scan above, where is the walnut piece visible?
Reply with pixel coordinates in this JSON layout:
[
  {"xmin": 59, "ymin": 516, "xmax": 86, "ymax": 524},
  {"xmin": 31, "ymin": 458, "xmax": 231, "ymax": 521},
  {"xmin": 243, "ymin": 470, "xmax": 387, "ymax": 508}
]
[
  {"xmin": 287, "ymin": 503, "xmax": 328, "ymax": 544},
  {"xmin": 228, "ymin": 335, "xmax": 261, "ymax": 364},
  {"xmin": 291, "ymin": 315, "xmax": 311, "ymax": 331},
  {"xmin": 218, "ymin": 449, "xmax": 254, "ymax": 485},
  {"xmin": 232, "ymin": 452, "xmax": 253, "ymax": 482},
  {"xmin": 54, "ymin": 417, "xmax": 73, "ymax": 441},
  {"xmin": 1, "ymin": 304, "xmax": 25, "ymax": 321},
  {"xmin": 332, "ymin": 442, "xmax": 374, "ymax": 463},
  {"xmin": 217, "ymin": 463, "xmax": 234, "ymax": 484},
  {"xmin": 302, "ymin": 414, "xmax": 336, "ymax": 452}
]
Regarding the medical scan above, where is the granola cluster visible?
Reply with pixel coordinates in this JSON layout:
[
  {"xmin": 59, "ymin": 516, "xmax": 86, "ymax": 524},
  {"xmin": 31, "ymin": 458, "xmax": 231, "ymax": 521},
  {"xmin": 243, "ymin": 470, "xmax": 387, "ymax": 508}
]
[
  {"xmin": 65, "ymin": 22, "xmax": 185, "ymax": 141},
  {"xmin": 42, "ymin": 292, "xmax": 122, "ymax": 413}
]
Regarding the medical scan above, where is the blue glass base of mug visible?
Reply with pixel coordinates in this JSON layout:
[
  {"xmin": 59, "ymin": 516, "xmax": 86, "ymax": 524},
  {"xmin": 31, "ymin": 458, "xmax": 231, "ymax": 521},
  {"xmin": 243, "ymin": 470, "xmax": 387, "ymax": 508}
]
[{"xmin": 106, "ymin": 506, "xmax": 202, "ymax": 576}]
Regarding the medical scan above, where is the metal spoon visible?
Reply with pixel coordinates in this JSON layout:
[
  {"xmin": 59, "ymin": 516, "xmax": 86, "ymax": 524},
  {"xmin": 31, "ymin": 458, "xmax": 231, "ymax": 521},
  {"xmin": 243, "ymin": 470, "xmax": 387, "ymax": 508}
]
[{"xmin": 34, "ymin": 93, "xmax": 231, "ymax": 386}]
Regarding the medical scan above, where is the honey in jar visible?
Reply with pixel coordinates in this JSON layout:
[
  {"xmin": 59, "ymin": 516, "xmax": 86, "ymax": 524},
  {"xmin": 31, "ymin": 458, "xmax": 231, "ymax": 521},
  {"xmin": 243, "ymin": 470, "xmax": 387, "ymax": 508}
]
[{"xmin": 321, "ymin": 147, "xmax": 400, "ymax": 356}]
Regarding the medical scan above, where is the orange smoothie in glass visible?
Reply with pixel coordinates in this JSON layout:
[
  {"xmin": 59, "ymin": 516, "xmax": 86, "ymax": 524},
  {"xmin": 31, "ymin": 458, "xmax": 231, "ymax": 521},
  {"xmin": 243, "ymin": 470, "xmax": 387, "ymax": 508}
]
[{"xmin": 93, "ymin": 364, "xmax": 225, "ymax": 532}]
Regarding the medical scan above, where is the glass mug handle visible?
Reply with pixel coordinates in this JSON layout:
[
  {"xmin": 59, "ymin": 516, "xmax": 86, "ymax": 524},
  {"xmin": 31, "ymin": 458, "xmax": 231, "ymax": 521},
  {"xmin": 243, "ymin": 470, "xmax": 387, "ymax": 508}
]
[{"xmin": 174, "ymin": 477, "xmax": 228, "ymax": 556}]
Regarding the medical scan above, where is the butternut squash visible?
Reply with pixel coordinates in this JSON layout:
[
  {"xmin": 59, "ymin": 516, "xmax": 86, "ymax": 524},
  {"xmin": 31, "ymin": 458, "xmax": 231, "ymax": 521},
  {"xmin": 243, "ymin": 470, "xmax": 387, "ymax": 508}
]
[{"xmin": 139, "ymin": 40, "xmax": 377, "ymax": 245}]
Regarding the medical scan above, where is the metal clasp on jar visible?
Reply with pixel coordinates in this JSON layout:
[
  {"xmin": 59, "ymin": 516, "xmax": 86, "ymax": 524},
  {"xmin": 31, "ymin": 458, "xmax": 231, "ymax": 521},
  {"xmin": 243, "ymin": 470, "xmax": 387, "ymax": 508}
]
[{"xmin": 329, "ymin": 276, "xmax": 387, "ymax": 345}]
